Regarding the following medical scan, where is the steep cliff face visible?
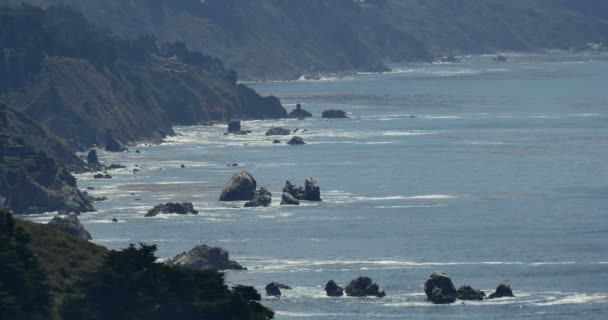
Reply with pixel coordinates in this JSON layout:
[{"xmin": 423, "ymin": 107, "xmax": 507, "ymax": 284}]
[{"xmin": 4, "ymin": 0, "xmax": 607, "ymax": 80}]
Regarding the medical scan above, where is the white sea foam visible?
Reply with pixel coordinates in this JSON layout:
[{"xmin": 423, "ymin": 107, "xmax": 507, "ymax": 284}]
[{"xmin": 532, "ymin": 293, "xmax": 608, "ymax": 306}]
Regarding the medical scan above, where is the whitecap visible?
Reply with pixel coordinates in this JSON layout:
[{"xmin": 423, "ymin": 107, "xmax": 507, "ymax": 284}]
[{"xmin": 533, "ymin": 293, "xmax": 608, "ymax": 306}]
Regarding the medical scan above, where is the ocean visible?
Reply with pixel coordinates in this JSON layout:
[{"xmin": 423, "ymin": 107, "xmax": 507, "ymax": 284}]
[{"xmin": 31, "ymin": 51, "xmax": 608, "ymax": 319}]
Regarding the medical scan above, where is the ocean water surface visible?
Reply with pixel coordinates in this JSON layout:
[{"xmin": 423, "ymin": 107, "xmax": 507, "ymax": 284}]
[{"xmin": 34, "ymin": 51, "xmax": 608, "ymax": 319}]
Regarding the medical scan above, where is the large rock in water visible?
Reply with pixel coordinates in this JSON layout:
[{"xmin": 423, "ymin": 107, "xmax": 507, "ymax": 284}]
[
  {"xmin": 345, "ymin": 276, "xmax": 386, "ymax": 298},
  {"xmin": 287, "ymin": 136, "xmax": 305, "ymax": 145},
  {"xmin": 488, "ymin": 283, "xmax": 515, "ymax": 299},
  {"xmin": 456, "ymin": 285, "xmax": 486, "ymax": 301},
  {"xmin": 105, "ymin": 136, "xmax": 127, "ymax": 152},
  {"xmin": 304, "ymin": 177, "xmax": 321, "ymax": 201},
  {"xmin": 280, "ymin": 192, "xmax": 300, "ymax": 205},
  {"xmin": 283, "ymin": 180, "xmax": 305, "ymax": 199},
  {"xmin": 219, "ymin": 171, "xmax": 257, "ymax": 201},
  {"xmin": 48, "ymin": 214, "xmax": 92, "ymax": 240},
  {"xmin": 166, "ymin": 244, "xmax": 244, "ymax": 271},
  {"xmin": 322, "ymin": 109, "xmax": 349, "ymax": 118},
  {"xmin": 325, "ymin": 280, "xmax": 344, "ymax": 297},
  {"xmin": 288, "ymin": 103, "xmax": 313, "ymax": 119},
  {"xmin": 244, "ymin": 187, "xmax": 272, "ymax": 207},
  {"xmin": 87, "ymin": 149, "xmax": 100, "ymax": 168},
  {"xmin": 145, "ymin": 202, "xmax": 198, "ymax": 217},
  {"xmin": 424, "ymin": 272, "xmax": 457, "ymax": 304},
  {"xmin": 227, "ymin": 120, "xmax": 241, "ymax": 133},
  {"xmin": 265, "ymin": 127, "xmax": 291, "ymax": 136}
]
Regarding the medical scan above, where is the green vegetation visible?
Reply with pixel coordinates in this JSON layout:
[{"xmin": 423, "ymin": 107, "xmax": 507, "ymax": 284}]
[{"xmin": 0, "ymin": 211, "xmax": 273, "ymax": 320}]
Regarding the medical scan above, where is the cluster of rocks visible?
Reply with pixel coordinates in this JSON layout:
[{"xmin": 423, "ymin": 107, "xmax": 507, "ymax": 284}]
[
  {"xmin": 218, "ymin": 171, "xmax": 322, "ymax": 207},
  {"xmin": 263, "ymin": 277, "xmax": 385, "ymax": 298},
  {"xmin": 145, "ymin": 202, "xmax": 198, "ymax": 217},
  {"xmin": 166, "ymin": 244, "xmax": 245, "ymax": 271},
  {"xmin": 424, "ymin": 272, "xmax": 514, "ymax": 304},
  {"xmin": 48, "ymin": 213, "xmax": 92, "ymax": 240},
  {"xmin": 86, "ymin": 149, "xmax": 128, "ymax": 172}
]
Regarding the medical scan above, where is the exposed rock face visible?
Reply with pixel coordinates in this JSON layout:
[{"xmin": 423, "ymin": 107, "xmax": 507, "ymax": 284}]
[
  {"xmin": 280, "ymin": 192, "xmax": 300, "ymax": 205},
  {"xmin": 282, "ymin": 178, "xmax": 321, "ymax": 202},
  {"xmin": 265, "ymin": 127, "xmax": 291, "ymax": 136},
  {"xmin": 321, "ymin": 110, "xmax": 349, "ymax": 118},
  {"xmin": 265, "ymin": 282, "xmax": 282, "ymax": 297},
  {"xmin": 456, "ymin": 285, "xmax": 486, "ymax": 301},
  {"xmin": 48, "ymin": 213, "xmax": 92, "ymax": 240},
  {"xmin": 288, "ymin": 103, "xmax": 313, "ymax": 119},
  {"xmin": 244, "ymin": 187, "xmax": 272, "ymax": 207},
  {"xmin": 105, "ymin": 135, "xmax": 127, "ymax": 152},
  {"xmin": 345, "ymin": 276, "xmax": 386, "ymax": 298},
  {"xmin": 303, "ymin": 177, "xmax": 321, "ymax": 201},
  {"xmin": 87, "ymin": 149, "xmax": 100, "ymax": 168},
  {"xmin": 166, "ymin": 244, "xmax": 244, "ymax": 271},
  {"xmin": 325, "ymin": 280, "xmax": 344, "ymax": 297},
  {"xmin": 145, "ymin": 202, "xmax": 198, "ymax": 217},
  {"xmin": 488, "ymin": 283, "xmax": 515, "ymax": 299},
  {"xmin": 219, "ymin": 171, "xmax": 257, "ymax": 201},
  {"xmin": 287, "ymin": 136, "xmax": 305, "ymax": 145},
  {"xmin": 227, "ymin": 120, "xmax": 241, "ymax": 133},
  {"xmin": 424, "ymin": 272, "xmax": 457, "ymax": 304}
]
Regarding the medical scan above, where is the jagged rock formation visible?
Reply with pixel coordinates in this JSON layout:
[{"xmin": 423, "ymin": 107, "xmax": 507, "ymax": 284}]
[
  {"xmin": 288, "ymin": 104, "xmax": 313, "ymax": 119},
  {"xmin": 166, "ymin": 244, "xmax": 244, "ymax": 271},
  {"xmin": 345, "ymin": 276, "xmax": 386, "ymax": 298},
  {"xmin": 488, "ymin": 283, "xmax": 515, "ymax": 299},
  {"xmin": 325, "ymin": 280, "xmax": 344, "ymax": 297},
  {"xmin": 424, "ymin": 272, "xmax": 457, "ymax": 304},
  {"xmin": 282, "ymin": 177, "xmax": 321, "ymax": 202},
  {"xmin": 219, "ymin": 171, "xmax": 257, "ymax": 201},
  {"xmin": 48, "ymin": 213, "xmax": 93, "ymax": 240},
  {"xmin": 145, "ymin": 202, "xmax": 198, "ymax": 217},
  {"xmin": 244, "ymin": 187, "xmax": 272, "ymax": 207},
  {"xmin": 280, "ymin": 192, "xmax": 300, "ymax": 206},
  {"xmin": 456, "ymin": 285, "xmax": 486, "ymax": 301}
]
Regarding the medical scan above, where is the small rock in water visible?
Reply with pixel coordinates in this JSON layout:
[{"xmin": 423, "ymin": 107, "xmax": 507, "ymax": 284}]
[
  {"xmin": 265, "ymin": 127, "xmax": 291, "ymax": 136},
  {"xmin": 488, "ymin": 283, "xmax": 515, "ymax": 299},
  {"xmin": 325, "ymin": 280, "xmax": 344, "ymax": 297},
  {"xmin": 112, "ymin": 217, "xmax": 118, "ymax": 223},
  {"xmin": 93, "ymin": 173, "xmax": 112, "ymax": 179},
  {"xmin": 244, "ymin": 187, "xmax": 272, "ymax": 207},
  {"xmin": 287, "ymin": 136, "xmax": 305, "ymax": 145},
  {"xmin": 135, "ymin": 150, "xmax": 141, "ymax": 154},
  {"xmin": 288, "ymin": 103, "xmax": 313, "ymax": 119},
  {"xmin": 145, "ymin": 202, "xmax": 198, "ymax": 217},
  {"xmin": 219, "ymin": 171, "xmax": 257, "ymax": 201},
  {"xmin": 345, "ymin": 276, "xmax": 385, "ymax": 298},
  {"xmin": 424, "ymin": 272, "xmax": 457, "ymax": 304},
  {"xmin": 456, "ymin": 285, "xmax": 486, "ymax": 301},
  {"xmin": 321, "ymin": 109, "xmax": 349, "ymax": 118},
  {"xmin": 273, "ymin": 139, "xmax": 281, "ymax": 144},
  {"xmin": 280, "ymin": 192, "xmax": 300, "ymax": 205},
  {"xmin": 265, "ymin": 282, "xmax": 290, "ymax": 297},
  {"xmin": 181, "ymin": 164, "xmax": 185, "ymax": 168}
]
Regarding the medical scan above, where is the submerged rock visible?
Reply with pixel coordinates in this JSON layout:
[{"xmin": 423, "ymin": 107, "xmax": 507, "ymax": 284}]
[
  {"xmin": 48, "ymin": 213, "xmax": 92, "ymax": 240},
  {"xmin": 321, "ymin": 109, "xmax": 349, "ymax": 118},
  {"xmin": 288, "ymin": 103, "xmax": 313, "ymax": 119},
  {"xmin": 488, "ymin": 283, "xmax": 514, "ymax": 299},
  {"xmin": 244, "ymin": 187, "xmax": 272, "ymax": 207},
  {"xmin": 325, "ymin": 280, "xmax": 344, "ymax": 297},
  {"xmin": 345, "ymin": 276, "xmax": 386, "ymax": 298},
  {"xmin": 424, "ymin": 272, "xmax": 457, "ymax": 304},
  {"xmin": 280, "ymin": 192, "xmax": 300, "ymax": 205},
  {"xmin": 287, "ymin": 136, "xmax": 305, "ymax": 145},
  {"xmin": 219, "ymin": 171, "xmax": 257, "ymax": 201},
  {"xmin": 456, "ymin": 285, "xmax": 486, "ymax": 301},
  {"xmin": 145, "ymin": 202, "xmax": 198, "ymax": 217},
  {"xmin": 265, "ymin": 127, "xmax": 291, "ymax": 136},
  {"xmin": 167, "ymin": 244, "xmax": 244, "ymax": 271}
]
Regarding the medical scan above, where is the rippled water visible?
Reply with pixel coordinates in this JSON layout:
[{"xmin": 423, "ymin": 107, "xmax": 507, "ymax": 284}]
[{"xmin": 30, "ymin": 51, "xmax": 608, "ymax": 319}]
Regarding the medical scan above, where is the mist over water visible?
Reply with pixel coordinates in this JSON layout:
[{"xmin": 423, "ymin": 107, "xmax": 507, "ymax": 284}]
[{"xmin": 32, "ymin": 51, "xmax": 608, "ymax": 319}]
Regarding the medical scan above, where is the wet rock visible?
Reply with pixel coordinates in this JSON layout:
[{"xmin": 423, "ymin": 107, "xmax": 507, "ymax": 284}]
[
  {"xmin": 287, "ymin": 136, "xmax": 305, "ymax": 145},
  {"xmin": 227, "ymin": 120, "xmax": 241, "ymax": 133},
  {"xmin": 303, "ymin": 177, "xmax": 321, "ymax": 201},
  {"xmin": 322, "ymin": 109, "xmax": 349, "ymax": 119},
  {"xmin": 288, "ymin": 103, "xmax": 313, "ymax": 119},
  {"xmin": 488, "ymin": 283, "xmax": 514, "ymax": 299},
  {"xmin": 112, "ymin": 217, "xmax": 118, "ymax": 223},
  {"xmin": 265, "ymin": 282, "xmax": 290, "ymax": 297},
  {"xmin": 145, "ymin": 202, "xmax": 198, "ymax": 217},
  {"xmin": 87, "ymin": 149, "xmax": 100, "ymax": 168},
  {"xmin": 325, "ymin": 280, "xmax": 344, "ymax": 297},
  {"xmin": 167, "ymin": 244, "xmax": 244, "ymax": 271},
  {"xmin": 105, "ymin": 136, "xmax": 127, "ymax": 152},
  {"xmin": 280, "ymin": 192, "xmax": 300, "ymax": 205},
  {"xmin": 107, "ymin": 164, "xmax": 126, "ymax": 170},
  {"xmin": 456, "ymin": 285, "xmax": 486, "ymax": 301},
  {"xmin": 265, "ymin": 127, "xmax": 291, "ymax": 136},
  {"xmin": 48, "ymin": 213, "xmax": 92, "ymax": 240},
  {"xmin": 424, "ymin": 272, "xmax": 457, "ymax": 304},
  {"xmin": 283, "ymin": 180, "xmax": 305, "ymax": 199},
  {"xmin": 219, "ymin": 171, "xmax": 257, "ymax": 201},
  {"xmin": 273, "ymin": 139, "xmax": 281, "ymax": 144},
  {"xmin": 345, "ymin": 276, "xmax": 386, "ymax": 298},
  {"xmin": 181, "ymin": 164, "xmax": 185, "ymax": 168},
  {"xmin": 244, "ymin": 187, "xmax": 272, "ymax": 207},
  {"xmin": 93, "ymin": 173, "xmax": 112, "ymax": 179}
]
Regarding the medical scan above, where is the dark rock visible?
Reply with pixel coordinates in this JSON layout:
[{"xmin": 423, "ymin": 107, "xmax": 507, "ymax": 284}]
[
  {"xmin": 273, "ymin": 139, "xmax": 281, "ymax": 144},
  {"xmin": 287, "ymin": 136, "xmax": 305, "ymax": 145},
  {"xmin": 133, "ymin": 168, "xmax": 140, "ymax": 173},
  {"xmin": 283, "ymin": 180, "xmax": 305, "ymax": 199},
  {"xmin": 265, "ymin": 127, "xmax": 291, "ymax": 136},
  {"xmin": 424, "ymin": 272, "xmax": 457, "ymax": 304},
  {"xmin": 345, "ymin": 276, "xmax": 386, "ymax": 298},
  {"xmin": 93, "ymin": 173, "xmax": 112, "ymax": 179},
  {"xmin": 112, "ymin": 217, "xmax": 118, "ymax": 223},
  {"xmin": 227, "ymin": 120, "xmax": 241, "ymax": 133},
  {"xmin": 145, "ymin": 202, "xmax": 198, "ymax": 217},
  {"xmin": 322, "ymin": 109, "xmax": 349, "ymax": 118},
  {"xmin": 325, "ymin": 280, "xmax": 344, "ymax": 297},
  {"xmin": 288, "ymin": 103, "xmax": 313, "ymax": 119},
  {"xmin": 135, "ymin": 149, "xmax": 141, "ymax": 154},
  {"xmin": 456, "ymin": 285, "xmax": 486, "ymax": 301},
  {"xmin": 105, "ymin": 136, "xmax": 127, "ymax": 152},
  {"xmin": 107, "ymin": 164, "xmax": 126, "ymax": 170},
  {"xmin": 265, "ymin": 282, "xmax": 286, "ymax": 297},
  {"xmin": 488, "ymin": 283, "xmax": 515, "ymax": 299},
  {"xmin": 493, "ymin": 54, "xmax": 508, "ymax": 62},
  {"xmin": 181, "ymin": 164, "xmax": 186, "ymax": 168},
  {"xmin": 48, "ymin": 213, "xmax": 92, "ymax": 240},
  {"xmin": 167, "ymin": 244, "xmax": 244, "ymax": 271},
  {"xmin": 280, "ymin": 192, "xmax": 300, "ymax": 205},
  {"xmin": 87, "ymin": 187, "xmax": 95, "ymax": 190},
  {"xmin": 87, "ymin": 149, "xmax": 100, "ymax": 168},
  {"xmin": 244, "ymin": 187, "xmax": 272, "ymax": 207},
  {"xmin": 219, "ymin": 171, "xmax": 257, "ymax": 201},
  {"xmin": 303, "ymin": 177, "xmax": 321, "ymax": 201}
]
